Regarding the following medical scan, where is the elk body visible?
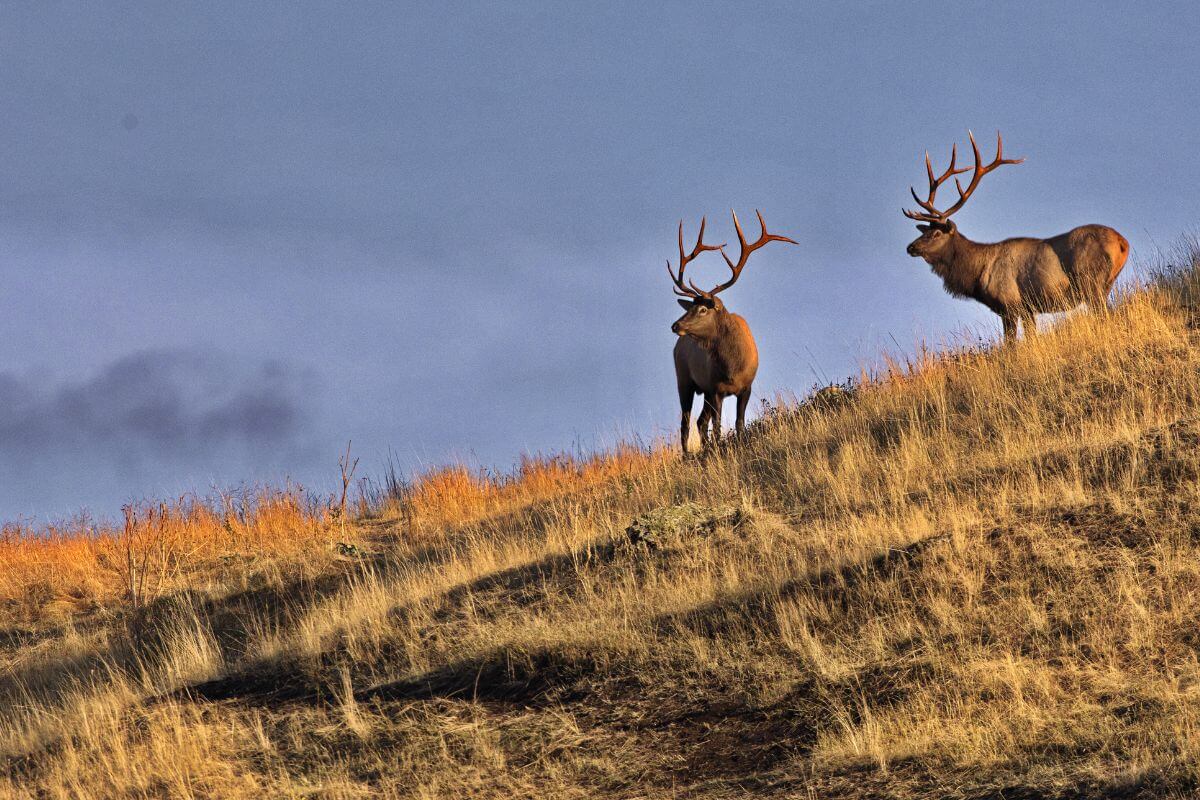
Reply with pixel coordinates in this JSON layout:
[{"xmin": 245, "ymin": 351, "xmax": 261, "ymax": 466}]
[
  {"xmin": 667, "ymin": 211, "xmax": 796, "ymax": 454},
  {"xmin": 904, "ymin": 131, "xmax": 1129, "ymax": 342}
]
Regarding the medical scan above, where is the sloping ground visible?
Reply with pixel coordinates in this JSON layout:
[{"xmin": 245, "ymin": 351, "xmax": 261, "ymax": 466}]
[{"xmin": 6, "ymin": 278, "xmax": 1200, "ymax": 797}]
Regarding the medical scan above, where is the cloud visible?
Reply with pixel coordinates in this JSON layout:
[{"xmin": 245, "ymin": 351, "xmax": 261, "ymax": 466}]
[{"xmin": 0, "ymin": 349, "xmax": 316, "ymax": 464}]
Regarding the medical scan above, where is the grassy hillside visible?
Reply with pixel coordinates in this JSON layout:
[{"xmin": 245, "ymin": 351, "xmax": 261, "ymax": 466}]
[{"xmin": 5, "ymin": 250, "xmax": 1200, "ymax": 798}]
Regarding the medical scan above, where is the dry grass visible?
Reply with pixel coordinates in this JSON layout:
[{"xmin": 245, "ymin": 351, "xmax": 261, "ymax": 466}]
[
  {"xmin": 6, "ymin": 256, "xmax": 1200, "ymax": 797},
  {"xmin": 0, "ymin": 487, "xmax": 334, "ymax": 630},
  {"xmin": 392, "ymin": 445, "xmax": 669, "ymax": 532}
]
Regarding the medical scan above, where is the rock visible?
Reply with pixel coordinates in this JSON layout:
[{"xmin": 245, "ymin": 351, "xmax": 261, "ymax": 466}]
[{"xmin": 625, "ymin": 502, "xmax": 742, "ymax": 551}]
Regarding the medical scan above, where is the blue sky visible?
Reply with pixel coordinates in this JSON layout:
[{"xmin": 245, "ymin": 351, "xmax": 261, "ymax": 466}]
[{"xmin": 1, "ymin": 2, "xmax": 1196, "ymax": 520}]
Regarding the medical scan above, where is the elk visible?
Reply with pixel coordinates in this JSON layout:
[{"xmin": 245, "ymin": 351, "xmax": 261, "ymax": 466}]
[
  {"xmin": 667, "ymin": 210, "xmax": 796, "ymax": 454},
  {"xmin": 903, "ymin": 131, "xmax": 1128, "ymax": 342}
]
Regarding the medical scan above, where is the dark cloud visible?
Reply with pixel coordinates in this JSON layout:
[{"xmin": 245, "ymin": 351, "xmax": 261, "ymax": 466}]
[{"xmin": 0, "ymin": 350, "xmax": 319, "ymax": 492}]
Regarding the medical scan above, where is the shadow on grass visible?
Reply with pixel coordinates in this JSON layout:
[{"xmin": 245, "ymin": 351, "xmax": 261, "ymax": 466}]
[
  {"xmin": 174, "ymin": 537, "xmax": 632, "ymax": 707},
  {"xmin": 651, "ymin": 529, "xmax": 951, "ymax": 640}
]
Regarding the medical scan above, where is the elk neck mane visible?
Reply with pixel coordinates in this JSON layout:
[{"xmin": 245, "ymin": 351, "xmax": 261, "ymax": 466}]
[
  {"xmin": 925, "ymin": 232, "xmax": 991, "ymax": 300},
  {"xmin": 699, "ymin": 311, "xmax": 751, "ymax": 372}
]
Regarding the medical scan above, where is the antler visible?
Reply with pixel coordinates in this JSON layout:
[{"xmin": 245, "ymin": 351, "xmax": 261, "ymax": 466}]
[
  {"xmin": 666, "ymin": 217, "xmax": 725, "ymax": 298},
  {"xmin": 903, "ymin": 130, "xmax": 1024, "ymax": 225},
  {"xmin": 709, "ymin": 209, "xmax": 797, "ymax": 296}
]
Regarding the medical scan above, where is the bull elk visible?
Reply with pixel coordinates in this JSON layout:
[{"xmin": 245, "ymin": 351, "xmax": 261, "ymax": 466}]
[
  {"xmin": 903, "ymin": 131, "xmax": 1129, "ymax": 341},
  {"xmin": 667, "ymin": 210, "xmax": 796, "ymax": 454}
]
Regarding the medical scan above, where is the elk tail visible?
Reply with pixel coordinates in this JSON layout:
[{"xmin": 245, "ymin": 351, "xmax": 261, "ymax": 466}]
[{"xmin": 1105, "ymin": 230, "xmax": 1130, "ymax": 292}]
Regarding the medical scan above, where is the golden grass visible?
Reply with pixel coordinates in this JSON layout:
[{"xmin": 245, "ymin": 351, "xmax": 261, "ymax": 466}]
[
  {"xmin": 0, "ymin": 488, "xmax": 333, "ymax": 629},
  {"xmin": 7, "ymin": 264, "xmax": 1200, "ymax": 797},
  {"xmin": 393, "ymin": 445, "xmax": 669, "ymax": 532},
  {"xmin": 0, "ymin": 442, "xmax": 667, "ymax": 634}
]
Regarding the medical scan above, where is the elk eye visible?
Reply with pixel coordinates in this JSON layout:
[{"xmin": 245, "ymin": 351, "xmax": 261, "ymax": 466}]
[{"xmin": 698, "ymin": 307, "xmax": 707, "ymax": 314}]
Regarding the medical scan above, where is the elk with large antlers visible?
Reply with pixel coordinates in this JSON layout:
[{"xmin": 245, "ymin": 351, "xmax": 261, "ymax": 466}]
[
  {"xmin": 667, "ymin": 210, "xmax": 796, "ymax": 454},
  {"xmin": 903, "ymin": 131, "xmax": 1128, "ymax": 341}
]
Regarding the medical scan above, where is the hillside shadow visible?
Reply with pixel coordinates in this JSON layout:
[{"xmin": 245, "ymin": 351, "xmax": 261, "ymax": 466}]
[
  {"xmin": 0, "ymin": 485, "xmax": 622, "ymax": 707},
  {"xmin": 167, "ymin": 520, "xmax": 951, "ymax": 711},
  {"xmin": 394, "ymin": 536, "xmax": 640, "ymax": 630},
  {"xmin": 172, "ymin": 536, "xmax": 634, "ymax": 707},
  {"xmin": 153, "ymin": 529, "xmax": 984, "ymax": 794},
  {"xmin": 356, "ymin": 648, "xmax": 822, "ymax": 784},
  {"xmin": 651, "ymin": 531, "xmax": 951, "ymax": 640},
  {"xmin": 0, "ymin": 536, "xmax": 457, "ymax": 710}
]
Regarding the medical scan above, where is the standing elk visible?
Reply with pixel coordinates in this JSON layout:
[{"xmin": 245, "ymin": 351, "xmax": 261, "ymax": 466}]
[
  {"xmin": 667, "ymin": 210, "xmax": 796, "ymax": 454},
  {"xmin": 903, "ymin": 131, "xmax": 1128, "ymax": 342}
]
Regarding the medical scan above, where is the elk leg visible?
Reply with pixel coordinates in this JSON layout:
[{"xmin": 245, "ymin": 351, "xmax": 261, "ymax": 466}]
[
  {"xmin": 696, "ymin": 400, "xmax": 713, "ymax": 448},
  {"xmin": 710, "ymin": 394, "xmax": 725, "ymax": 445},
  {"xmin": 699, "ymin": 392, "xmax": 719, "ymax": 449},
  {"xmin": 1001, "ymin": 313, "xmax": 1017, "ymax": 343},
  {"xmin": 678, "ymin": 383, "xmax": 696, "ymax": 455},
  {"xmin": 735, "ymin": 389, "xmax": 752, "ymax": 439},
  {"xmin": 1020, "ymin": 309, "xmax": 1037, "ymax": 339}
]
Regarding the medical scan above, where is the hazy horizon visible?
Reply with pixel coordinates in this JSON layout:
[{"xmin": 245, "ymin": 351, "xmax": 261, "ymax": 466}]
[{"xmin": 2, "ymin": 2, "xmax": 1197, "ymax": 522}]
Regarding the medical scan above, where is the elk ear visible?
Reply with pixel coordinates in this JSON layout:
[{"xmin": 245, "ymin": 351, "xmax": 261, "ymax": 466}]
[
  {"xmin": 677, "ymin": 299, "xmax": 693, "ymax": 311},
  {"xmin": 916, "ymin": 224, "xmax": 931, "ymax": 234}
]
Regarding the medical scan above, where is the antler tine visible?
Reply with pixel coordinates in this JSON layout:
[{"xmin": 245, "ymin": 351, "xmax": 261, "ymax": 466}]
[
  {"xmin": 677, "ymin": 218, "xmax": 688, "ymax": 271},
  {"xmin": 666, "ymin": 216, "xmax": 724, "ymax": 298},
  {"xmin": 666, "ymin": 261, "xmax": 694, "ymax": 297},
  {"xmin": 755, "ymin": 209, "xmax": 799, "ymax": 247},
  {"xmin": 934, "ymin": 129, "xmax": 1026, "ymax": 221},
  {"xmin": 904, "ymin": 139, "xmax": 974, "ymax": 223},
  {"xmin": 709, "ymin": 209, "xmax": 797, "ymax": 296}
]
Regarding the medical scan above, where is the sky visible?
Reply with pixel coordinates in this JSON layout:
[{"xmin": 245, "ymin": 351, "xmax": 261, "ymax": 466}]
[{"xmin": 1, "ymin": 1, "xmax": 1197, "ymax": 521}]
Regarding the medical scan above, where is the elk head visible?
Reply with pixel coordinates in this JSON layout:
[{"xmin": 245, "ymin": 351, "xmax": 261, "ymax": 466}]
[
  {"xmin": 668, "ymin": 210, "xmax": 796, "ymax": 341},
  {"xmin": 903, "ymin": 130, "xmax": 1024, "ymax": 262}
]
